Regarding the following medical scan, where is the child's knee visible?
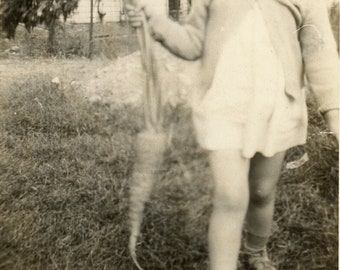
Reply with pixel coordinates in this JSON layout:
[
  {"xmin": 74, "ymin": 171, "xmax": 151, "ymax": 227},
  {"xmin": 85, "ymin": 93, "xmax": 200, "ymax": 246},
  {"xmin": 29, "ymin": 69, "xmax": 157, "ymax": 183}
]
[
  {"xmin": 208, "ymin": 149, "xmax": 250, "ymax": 212},
  {"xmin": 249, "ymin": 183, "xmax": 276, "ymax": 206},
  {"xmin": 213, "ymin": 185, "xmax": 249, "ymax": 212}
]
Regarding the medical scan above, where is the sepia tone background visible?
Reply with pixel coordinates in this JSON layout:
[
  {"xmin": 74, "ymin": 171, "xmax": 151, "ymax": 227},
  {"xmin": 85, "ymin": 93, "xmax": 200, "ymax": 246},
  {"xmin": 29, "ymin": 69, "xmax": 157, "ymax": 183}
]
[{"xmin": 0, "ymin": 1, "xmax": 338, "ymax": 269}]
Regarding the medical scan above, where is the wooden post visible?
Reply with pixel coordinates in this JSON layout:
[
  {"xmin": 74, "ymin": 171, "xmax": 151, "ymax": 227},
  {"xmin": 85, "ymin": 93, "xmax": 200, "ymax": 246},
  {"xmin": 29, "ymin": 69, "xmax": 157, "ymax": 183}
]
[{"xmin": 89, "ymin": 0, "xmax": 94, "ymax": 59}]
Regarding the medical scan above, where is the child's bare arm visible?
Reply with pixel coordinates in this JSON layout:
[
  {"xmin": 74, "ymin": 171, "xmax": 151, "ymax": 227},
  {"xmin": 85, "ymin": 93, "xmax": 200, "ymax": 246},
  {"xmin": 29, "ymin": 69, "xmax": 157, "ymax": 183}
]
[{"xmin": 324, "ymin": 110, "xmax": 339, "ymax": 141}]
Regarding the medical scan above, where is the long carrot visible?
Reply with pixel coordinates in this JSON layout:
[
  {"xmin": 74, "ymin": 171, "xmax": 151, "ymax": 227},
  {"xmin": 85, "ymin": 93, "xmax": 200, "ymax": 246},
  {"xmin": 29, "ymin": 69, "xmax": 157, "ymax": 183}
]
[
  {"xmin": 126, "ymin": 3, "xmax": 167, "ymax": 269},
  {"xmin": 129, "ymin": 131, "xmax": 167, "ymax": 270}
]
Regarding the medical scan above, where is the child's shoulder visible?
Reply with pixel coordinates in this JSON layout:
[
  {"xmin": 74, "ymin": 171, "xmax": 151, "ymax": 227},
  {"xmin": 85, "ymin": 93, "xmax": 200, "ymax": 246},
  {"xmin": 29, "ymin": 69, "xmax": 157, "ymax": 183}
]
[
  {"xmin": 277, "ymin": 0, "xmax": 330, "ymax": 21},
  {"xmin": 279, "ymin": 0, "xmax": 329, "ymax": 10}
]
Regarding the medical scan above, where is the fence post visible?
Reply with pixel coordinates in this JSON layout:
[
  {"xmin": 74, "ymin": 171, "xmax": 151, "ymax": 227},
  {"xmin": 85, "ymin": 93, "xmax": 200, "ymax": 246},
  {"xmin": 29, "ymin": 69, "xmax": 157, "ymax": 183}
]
[{"xmin": 89, "ymin": 0, "xmax": 94, "ymax": 59}]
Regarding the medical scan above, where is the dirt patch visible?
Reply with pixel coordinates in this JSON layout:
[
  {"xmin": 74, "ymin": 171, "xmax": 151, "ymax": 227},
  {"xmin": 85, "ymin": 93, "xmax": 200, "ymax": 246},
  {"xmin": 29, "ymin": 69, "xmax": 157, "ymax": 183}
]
[{"xmin": 0, "ymin": 44, "xmax": 199, "ymax": 106}]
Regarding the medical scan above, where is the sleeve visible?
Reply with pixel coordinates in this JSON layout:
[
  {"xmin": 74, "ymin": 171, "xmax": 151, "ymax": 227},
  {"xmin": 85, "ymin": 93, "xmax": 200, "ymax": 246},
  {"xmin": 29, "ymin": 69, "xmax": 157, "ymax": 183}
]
[
  {"xmin": 147, "ymin": 0, "xmax": 209, "ymax": 60},
  {"xmin": 299, "ymin": 0, "xmax": 339, "ymax": 114}
]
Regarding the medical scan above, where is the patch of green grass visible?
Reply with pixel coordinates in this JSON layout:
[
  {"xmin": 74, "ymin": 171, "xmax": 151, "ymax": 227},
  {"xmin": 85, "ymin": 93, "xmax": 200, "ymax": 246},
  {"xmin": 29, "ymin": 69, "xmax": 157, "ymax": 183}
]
[{"xmin": 0, "ymin": 78, "xmax": 338, "ymax": 269}]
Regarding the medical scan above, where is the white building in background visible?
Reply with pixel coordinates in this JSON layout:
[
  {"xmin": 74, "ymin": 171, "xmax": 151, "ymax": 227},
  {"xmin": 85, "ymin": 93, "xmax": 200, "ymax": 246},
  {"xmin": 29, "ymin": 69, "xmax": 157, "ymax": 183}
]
[{"xmin": 68, "ymin": 0, "xmax": 190, "ymax": 24}]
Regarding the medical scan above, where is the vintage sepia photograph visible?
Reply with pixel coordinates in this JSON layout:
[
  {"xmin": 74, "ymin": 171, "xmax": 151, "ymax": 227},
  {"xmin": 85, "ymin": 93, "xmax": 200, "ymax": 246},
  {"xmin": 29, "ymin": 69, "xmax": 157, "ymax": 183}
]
[{"xmin": 0, "ymin": 0, "xmax": 338, "ymax": 269}]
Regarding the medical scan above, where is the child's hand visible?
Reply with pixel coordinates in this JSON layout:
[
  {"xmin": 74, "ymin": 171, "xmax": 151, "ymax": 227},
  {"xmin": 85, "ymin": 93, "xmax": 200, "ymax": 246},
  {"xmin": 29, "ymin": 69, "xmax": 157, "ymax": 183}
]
[
  {"xmin": 124, "ymin": 0, "xmax": 158, "ymax": 28},
  {"xmin": 125, "ymin": 3, "xmax": 144, "ymax": 27},
  {"xmin": 324, "ymin": 110, "xmax": 339, "ymax": 142}
]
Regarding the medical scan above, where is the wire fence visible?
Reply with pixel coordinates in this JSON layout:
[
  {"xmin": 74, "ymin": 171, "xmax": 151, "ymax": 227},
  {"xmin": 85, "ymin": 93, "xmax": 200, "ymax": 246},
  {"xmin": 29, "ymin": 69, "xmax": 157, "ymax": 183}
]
[
  {"xmin": 50, "ymin": 1, "xmax": 340, "ymax": 59},
  {"xmin": 0, "ymin": 0, "xmax": 191, "ymax": 59},
  {"xmin": 54, "ymin": 7, "xmax": 190, "ymax": 59}
]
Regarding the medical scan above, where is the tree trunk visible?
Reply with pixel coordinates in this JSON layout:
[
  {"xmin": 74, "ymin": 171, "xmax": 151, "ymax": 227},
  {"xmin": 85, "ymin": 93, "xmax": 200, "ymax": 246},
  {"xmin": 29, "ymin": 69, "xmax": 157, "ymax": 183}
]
[{"xmin": 48, "ymin": 18, "xmax": 56, "ymax": 54}]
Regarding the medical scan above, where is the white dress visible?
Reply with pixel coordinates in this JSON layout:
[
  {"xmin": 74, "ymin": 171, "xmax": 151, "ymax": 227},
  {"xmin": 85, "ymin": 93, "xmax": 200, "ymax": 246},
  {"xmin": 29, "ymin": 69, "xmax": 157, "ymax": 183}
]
[{"xmin": 191, "ymin": 1, "xmax": 308, "ymax": 158}]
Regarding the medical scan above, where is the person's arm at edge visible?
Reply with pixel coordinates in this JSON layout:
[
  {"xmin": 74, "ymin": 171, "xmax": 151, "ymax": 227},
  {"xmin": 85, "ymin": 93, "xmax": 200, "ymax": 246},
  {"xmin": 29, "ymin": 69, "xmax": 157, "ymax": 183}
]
[{"xmin": 299, "ymin": 0, "xmax": 339, "ymax": 141}]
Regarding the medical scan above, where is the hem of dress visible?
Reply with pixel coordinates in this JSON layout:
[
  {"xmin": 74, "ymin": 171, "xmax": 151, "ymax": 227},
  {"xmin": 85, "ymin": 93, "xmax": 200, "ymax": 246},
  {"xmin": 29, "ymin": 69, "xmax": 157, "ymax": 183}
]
[{"xmin": 198, "ymin": 136, "xmax": 307, "ymax": 159}]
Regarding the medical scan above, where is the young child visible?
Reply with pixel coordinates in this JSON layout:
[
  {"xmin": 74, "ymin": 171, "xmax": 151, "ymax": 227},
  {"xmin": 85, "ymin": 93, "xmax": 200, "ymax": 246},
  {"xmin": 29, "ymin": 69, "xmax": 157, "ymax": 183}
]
[{"xmin": 125, "ymin": 0, "xmax": 339, "ymax": 269}]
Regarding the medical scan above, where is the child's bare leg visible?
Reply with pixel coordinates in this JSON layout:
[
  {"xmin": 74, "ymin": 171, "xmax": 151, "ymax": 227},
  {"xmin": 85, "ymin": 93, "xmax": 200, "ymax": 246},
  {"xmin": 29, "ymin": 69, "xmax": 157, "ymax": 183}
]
[
  {"xmin": 208, "ymin": 149, "xmax": 250, "ymax": 270},
  {"xmin": 245, "ymin": 152, "xmax": 286, "ymax": 249}
]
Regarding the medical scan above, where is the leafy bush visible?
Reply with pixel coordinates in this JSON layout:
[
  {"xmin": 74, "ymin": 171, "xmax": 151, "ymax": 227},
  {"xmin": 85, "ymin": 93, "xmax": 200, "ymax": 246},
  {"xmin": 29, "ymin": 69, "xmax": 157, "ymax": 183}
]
[{"xmin": 1, "ymin": 0, "xmax": 78, "ymax": 39}]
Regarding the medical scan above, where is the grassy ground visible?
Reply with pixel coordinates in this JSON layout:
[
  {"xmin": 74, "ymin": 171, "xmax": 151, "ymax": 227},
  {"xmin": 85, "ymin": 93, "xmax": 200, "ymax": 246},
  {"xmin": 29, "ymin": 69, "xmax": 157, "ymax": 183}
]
[
  {"xmin": 0, "ymin": 74, "xmax": 338, "ymax": 270},
  {"xmin": 0, "ymin": 22, "xmax": 139, "ymax": 59}
]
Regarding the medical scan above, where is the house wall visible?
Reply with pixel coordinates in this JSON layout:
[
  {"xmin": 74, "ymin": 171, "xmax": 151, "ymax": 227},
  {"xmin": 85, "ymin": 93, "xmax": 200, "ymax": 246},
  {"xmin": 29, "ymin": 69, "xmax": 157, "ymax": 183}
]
[
  {"xmin": 68, "ymin": 0, "xmax": 120, "ymax": 23},
  {"xmin": 68, "ymin": 0, "xmax": 169, "ymax": 24}
]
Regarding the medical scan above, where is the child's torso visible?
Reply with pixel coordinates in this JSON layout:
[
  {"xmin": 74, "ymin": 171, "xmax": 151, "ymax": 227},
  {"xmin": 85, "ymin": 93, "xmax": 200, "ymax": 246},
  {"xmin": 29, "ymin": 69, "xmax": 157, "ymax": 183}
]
[
  {"xmin": 201, "ymin": 0, "xmax": 304, "ymax": 99},
  {"xmin": 204, "ymin": 1, "xmax": 285, "ymax": 112}
]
